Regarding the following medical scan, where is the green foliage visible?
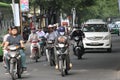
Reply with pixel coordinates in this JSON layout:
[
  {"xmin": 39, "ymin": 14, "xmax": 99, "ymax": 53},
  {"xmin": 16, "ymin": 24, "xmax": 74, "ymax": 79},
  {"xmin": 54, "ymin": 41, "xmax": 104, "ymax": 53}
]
[
  {"xmin": 0, "ymin": 2, "xmax": 10, "ymax": 7},
  {"xmin": 1, "ymin": 0, "xmax": 120, "ymax": 23},
  {"xmin": 80, "ymin": 0, "xmax": 119, "ymax": 19}
]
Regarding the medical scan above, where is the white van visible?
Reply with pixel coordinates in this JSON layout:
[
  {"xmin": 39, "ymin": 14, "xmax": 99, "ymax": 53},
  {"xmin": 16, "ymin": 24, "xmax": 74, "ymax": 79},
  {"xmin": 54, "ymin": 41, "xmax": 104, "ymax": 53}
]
[{"xmin": 82, "ymin": 19, "xmax": 112, "ymax": 52}]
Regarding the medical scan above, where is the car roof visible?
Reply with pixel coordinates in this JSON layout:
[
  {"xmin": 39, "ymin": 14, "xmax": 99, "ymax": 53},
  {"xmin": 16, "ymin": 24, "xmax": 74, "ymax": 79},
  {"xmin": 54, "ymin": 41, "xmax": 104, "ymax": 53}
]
[
  {"xmin": 84, "ymin": 19, "xmax": 107, "ymax": 24},
  {"xmin": 114, "ymin": 21, "xmax": 120, "ymax": 24}
]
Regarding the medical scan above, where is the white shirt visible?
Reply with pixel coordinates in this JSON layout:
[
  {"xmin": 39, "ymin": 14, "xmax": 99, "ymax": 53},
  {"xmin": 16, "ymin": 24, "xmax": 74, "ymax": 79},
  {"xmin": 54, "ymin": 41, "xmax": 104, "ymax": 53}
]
[
  {"xmin": 36, "ymin": 31, "xmax": 45, "ymax": 37},
  {"xmin": 3, "ymin": 34, "xmax": 10, "ymax": 42},
  {"xmin": 45, "ymin": 32, "xmax": 57, "ymax": 41}
]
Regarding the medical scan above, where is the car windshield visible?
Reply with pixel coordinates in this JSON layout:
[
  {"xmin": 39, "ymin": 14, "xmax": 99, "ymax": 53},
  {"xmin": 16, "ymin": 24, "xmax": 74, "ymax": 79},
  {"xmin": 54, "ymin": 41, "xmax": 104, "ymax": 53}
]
[
  {"xmin": 83, "ymin": 24, "xmax": 108, "ymax": 32},
  {"xmin": 117, "ymin": 23, "xmax": 120, "ymax": 28}
]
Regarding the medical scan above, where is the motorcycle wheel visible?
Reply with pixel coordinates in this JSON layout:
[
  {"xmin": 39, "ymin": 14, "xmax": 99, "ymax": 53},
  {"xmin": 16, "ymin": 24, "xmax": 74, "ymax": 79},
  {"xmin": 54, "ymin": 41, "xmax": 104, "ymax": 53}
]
[
  {"xmin": 50, "ymin": 58, "xmax": 55, "ymax": 66},
  {"xmin": 76, "ymin": 48, "xmax": 82, "ymax": 60},
  {"xmin": 10, "ymin": 63, "xmax": 16, "ymax": 80},
  {"xmin": 35, "ymin": 50, "xmax": 39, "ymax": 62},
  {"xmin": 61, "ymin": 60, "xmax": 65, "ymax": 77},
  {"xmin": 49, "ymin": 50, "xmax": 55, "ymax": 66},
  {"xmin": 17, "ymin": 60, "xmax": 22, "ymax": 78},
  {"xmin": 65, "ymin": 69, "xmax": 68, "ymax": 75}
]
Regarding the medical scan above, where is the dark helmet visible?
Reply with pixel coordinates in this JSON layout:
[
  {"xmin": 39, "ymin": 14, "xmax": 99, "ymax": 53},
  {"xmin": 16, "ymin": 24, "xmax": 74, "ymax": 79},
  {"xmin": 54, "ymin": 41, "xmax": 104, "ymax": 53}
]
[
  {"xmin": 58, "ymin": 26, "xmax": 65, "ymax": 35},
  {"xmin": 58, "ymin": 26, "xmax": 65, "ymax": 32}
]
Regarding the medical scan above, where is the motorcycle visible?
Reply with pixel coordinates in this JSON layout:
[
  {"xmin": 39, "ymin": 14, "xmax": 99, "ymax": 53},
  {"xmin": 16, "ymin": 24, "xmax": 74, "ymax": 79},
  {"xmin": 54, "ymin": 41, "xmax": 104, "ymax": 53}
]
[
  {"xmin": 56, "ymin": 43, "xmax": 69, "ymax": 77},
  {"xmin": 31, "ymin": 40, "xmax": 40, "ymax": 62},
  {"xmin": 73, "ymin": 36, "xmax": 84, "ymax": 59},
  {"xmin": 23, "ymin": 26, "xmax": 30, "ymax": 42},
  {"xmin": 46, "ymin": 40, "xmax": 55, "ymax": 66},
  {"xmin": 39, "ymin": 36, "xmax": 46, "ymax": 56},
  {"xmin": 7, "ymin": 45, "xmax": 23, "ymax": 80}
]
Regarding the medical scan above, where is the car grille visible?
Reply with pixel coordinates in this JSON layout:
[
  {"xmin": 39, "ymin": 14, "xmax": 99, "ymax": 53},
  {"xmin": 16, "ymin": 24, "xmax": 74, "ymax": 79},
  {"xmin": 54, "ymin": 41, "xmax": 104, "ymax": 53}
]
[
  {"xmin": 86, "ymin": 43, "xmax": 104, "ymax": 46},
  {"xmin": 86, "ymin": 37, "xmax": 103, "ymax": 41}
]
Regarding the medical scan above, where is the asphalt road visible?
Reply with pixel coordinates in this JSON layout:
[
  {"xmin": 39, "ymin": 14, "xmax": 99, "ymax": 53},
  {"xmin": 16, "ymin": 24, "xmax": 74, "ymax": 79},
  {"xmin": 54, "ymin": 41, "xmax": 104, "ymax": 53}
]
[{"xmin": 0, "ymin": 34, "xmax": 120, "ymax": 80}]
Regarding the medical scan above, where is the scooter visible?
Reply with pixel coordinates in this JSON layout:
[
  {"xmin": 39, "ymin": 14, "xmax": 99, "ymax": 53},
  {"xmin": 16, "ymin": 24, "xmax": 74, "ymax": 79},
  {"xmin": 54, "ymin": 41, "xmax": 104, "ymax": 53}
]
[
  {"xmin": 73, "ymin": 36, "xmax": 84, "ymax": 59},
  {"xmin": 56, "ymin": 43, "xmax": 70, "ymax": 77},
  {"xmin": 39, "ymin": 36, "xmax": 46, "ymax": 56},
  {"xmin": 31, "ymin": 40, "xmax": 40, "ymax": 62},
  {"xmin": 46, "ymin": 40, "xmax": 55, "ymax": 66},
  {"xmin": 7, "ymin": 45, "xmax": 23, "ymax": 80}
]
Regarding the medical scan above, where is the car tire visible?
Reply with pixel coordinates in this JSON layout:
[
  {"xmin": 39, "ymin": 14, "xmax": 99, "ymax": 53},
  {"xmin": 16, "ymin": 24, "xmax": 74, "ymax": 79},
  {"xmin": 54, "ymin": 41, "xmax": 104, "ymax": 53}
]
[
  {"xmin": 0, "ymin": 56, "xmax": 3, "ymax": 62},
  {"xmin": 118, "ymin": 32, "xmax": 119, "ymax": 36},
  {"xmin": 107, "ymin": 48, "xmax": 112, "ymax": 53}
]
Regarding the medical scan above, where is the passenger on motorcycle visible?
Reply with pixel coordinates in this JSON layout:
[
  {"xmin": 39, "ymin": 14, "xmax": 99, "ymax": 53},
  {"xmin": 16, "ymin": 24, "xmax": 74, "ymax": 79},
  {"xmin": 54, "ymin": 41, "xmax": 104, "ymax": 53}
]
[
  {"xmin": 3, "ymin": 27, "xmax": 27, "ymax": 72},
  {"xmin": 55, "ymin": 26, "xmax": 72, "ymax": 70},
  {"xmin": 27, "ymin": 27, "xmax": 40, "ymax": 58},
  {"xmin": 1, "ymin": 27, "xmax": 12, "ymax": 68},
  {"xmin": 70, "ymin": 26, "xmax": 85, "ymax": 58}
]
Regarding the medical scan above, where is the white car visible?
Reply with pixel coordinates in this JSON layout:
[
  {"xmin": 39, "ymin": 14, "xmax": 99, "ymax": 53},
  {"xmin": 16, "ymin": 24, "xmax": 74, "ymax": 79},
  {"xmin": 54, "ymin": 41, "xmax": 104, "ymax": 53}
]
[{"xmin": 82, "ymin": 20, "xmax": 112, "ymax": 52}]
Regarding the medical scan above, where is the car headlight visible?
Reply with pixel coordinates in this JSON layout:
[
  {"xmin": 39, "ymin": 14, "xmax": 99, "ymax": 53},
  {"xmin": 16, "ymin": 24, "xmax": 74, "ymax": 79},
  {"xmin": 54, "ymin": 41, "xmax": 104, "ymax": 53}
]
[{"xmin": 103, "ymin": 35, "xmax": 110, "ymax": 40}]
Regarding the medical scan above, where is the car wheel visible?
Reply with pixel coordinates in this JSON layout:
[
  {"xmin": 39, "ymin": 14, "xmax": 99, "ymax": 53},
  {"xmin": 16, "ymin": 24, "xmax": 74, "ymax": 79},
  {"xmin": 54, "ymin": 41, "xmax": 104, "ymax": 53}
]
[
  {"xmin": 118, "ymin": 32, "xmax": 119, "ymax": 36},
  {"xmin": 107, "ymin": 48, "xmax": 112, "ymax": 53},
  {"xmin": 0, "ymin": 56, "xmax": 3, "ymax": 62}
]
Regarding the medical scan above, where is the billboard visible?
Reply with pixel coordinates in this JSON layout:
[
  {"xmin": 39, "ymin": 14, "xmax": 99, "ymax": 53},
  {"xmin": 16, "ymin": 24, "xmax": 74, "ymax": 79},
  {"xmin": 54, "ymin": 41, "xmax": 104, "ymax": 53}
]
[{"xmin": 20, "ymin": 0, "xmax": 29, "ymax": 12}]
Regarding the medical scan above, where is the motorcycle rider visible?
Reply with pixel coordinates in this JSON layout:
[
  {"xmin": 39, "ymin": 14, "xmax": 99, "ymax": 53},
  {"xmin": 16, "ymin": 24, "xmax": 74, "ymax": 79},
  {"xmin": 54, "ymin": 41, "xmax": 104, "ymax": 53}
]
[
  {"xmin": 45, "ymin": 24, "xmax": 58, "ymax": 63},
  {"xmin": 36, "ymin": 27, "xmax": 45, "ymax": 37},
  {"xmin": 23, "ymin": 25, "xmax": 30, "ymax": 42},
  {"xmin": 70, "ymin": 26, "xmax": 85, "ymax": 59},
  {"xmin": 36, "ymin": 27, "xmax": 46, "ymax": 55},
  {"xmin": 3, "ymin": 27, "xmax": 27, "ymax": 72},
  {"xmin": 45, "ymin": 24, "xmax": 58, "ymax": 40},
  {"xmin": 55, "ymin": 26, "xmax": 72, "ymax": 70},
  {"xmin": 27, "ymin": 27, "xmax": 40, "ymax": 58}
]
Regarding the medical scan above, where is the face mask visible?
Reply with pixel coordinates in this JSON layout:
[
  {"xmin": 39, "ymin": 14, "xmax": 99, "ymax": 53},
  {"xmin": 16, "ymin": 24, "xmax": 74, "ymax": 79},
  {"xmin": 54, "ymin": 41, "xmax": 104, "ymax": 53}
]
[{"xmin": 59, "ymin": 32, "xmax": 65, "ymax": 36}]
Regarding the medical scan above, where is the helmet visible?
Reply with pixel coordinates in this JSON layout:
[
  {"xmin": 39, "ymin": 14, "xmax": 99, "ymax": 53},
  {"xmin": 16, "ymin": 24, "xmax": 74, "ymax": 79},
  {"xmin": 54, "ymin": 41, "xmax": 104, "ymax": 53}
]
[
  {"xmin": 58, "ymin": 26, "xmax": 65, "ymax": 35},
  {"xmin": 53, "ymin": 24, "xmax": 57, "ymax": 27},
  {"xmin": 58, "ymin": 26, "xmax": 65, "ymax": 32},
  {"xmin": 48, "ymin": 24, "xmax": 53, "ymax": 28}
]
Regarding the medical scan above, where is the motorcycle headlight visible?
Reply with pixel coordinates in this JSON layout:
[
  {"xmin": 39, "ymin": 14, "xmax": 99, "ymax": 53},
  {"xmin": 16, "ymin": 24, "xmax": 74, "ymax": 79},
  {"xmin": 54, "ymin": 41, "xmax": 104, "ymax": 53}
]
[
  {"xmin": 74, "ymin": 37, "xmax": 79, "ymax": 41},
  {"xmin": 58, "ymin": 44, "xmax": 65, "ymax": 48},
  {"xmin": 9, "ymin": 52, "xmax": 17, "ymax": 58},
  {"xmin": 103, "ymin": 35, "xmax": 110, "ymax": 40}
]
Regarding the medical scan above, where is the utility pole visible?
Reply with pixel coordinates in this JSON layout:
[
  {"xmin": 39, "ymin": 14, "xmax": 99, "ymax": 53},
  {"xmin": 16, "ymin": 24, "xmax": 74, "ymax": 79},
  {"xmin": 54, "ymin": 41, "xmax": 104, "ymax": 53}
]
[
  {"xmin": 72, "ymin": 8, "xmax": 76, "ymax": 27},
  {"xmin": 118, "ymin": 0, "xmax": 120, "ymax": 13}
]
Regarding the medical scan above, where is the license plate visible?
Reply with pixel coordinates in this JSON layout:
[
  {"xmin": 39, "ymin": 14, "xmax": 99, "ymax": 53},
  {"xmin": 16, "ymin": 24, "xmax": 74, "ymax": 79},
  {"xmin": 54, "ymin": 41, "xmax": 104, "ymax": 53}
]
[{"xmin": 91, "ymin": 42, "xmax": 99, "ymax": 45}]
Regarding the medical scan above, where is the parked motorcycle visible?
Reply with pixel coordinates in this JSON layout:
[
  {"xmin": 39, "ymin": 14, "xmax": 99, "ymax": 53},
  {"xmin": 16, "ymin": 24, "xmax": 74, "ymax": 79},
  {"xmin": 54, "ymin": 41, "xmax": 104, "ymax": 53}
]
[
  {"xmin": 56, "ymin": 43, "xmax": 69, "ymax": 77},
  {"xmin": 7, "ymin": 45, "xmax": 23, "ymax": 80},
  {"xmin": 31, "ymin": 40, "xmax": 40, "ymax": 62},
  {"xmin": 46, "ymin": 40, "xmax": 55, "ymax": 66},
  {"xmin": 73, "ymin": 36, "xmax": 84, "ymax": 59}
]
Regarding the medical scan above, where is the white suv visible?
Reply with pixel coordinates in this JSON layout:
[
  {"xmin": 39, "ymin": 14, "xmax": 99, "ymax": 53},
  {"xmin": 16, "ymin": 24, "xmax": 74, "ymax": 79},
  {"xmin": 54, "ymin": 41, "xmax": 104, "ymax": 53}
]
[{"xmin": 82, "ymin": 19, "xmax": 112, "ymax": 52}]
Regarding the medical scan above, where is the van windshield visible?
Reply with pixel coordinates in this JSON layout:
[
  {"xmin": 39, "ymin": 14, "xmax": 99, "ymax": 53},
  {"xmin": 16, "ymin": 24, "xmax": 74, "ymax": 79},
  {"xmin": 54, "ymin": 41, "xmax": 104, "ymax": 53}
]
[{"xmin": 83, "ymin": 24, "xmax": 108, "ymax": 32}]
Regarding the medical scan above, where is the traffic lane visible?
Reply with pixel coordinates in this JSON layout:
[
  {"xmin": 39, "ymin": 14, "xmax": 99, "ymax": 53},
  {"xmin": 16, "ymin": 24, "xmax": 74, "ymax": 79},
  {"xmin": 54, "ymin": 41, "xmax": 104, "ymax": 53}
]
[
  {"xmin": 0, "ymin": 56, "xmax": 117, "ymax": 80},
  {"xmin": 0, "ymin": 35, "xmax": 120, "ymax": 80},
  {"xmin": 0, "ymin": 50, "xmax": 119, "ymax": 80}
]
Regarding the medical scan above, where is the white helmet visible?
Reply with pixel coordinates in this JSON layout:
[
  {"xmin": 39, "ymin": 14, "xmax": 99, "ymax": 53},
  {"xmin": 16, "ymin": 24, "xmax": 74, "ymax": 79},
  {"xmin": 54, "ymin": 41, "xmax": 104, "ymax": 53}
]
[
  {"xmin": 53, "ymin": 24, "xmax": 57, "ymax": 27},
  {"xmin": 48, "ymin": 24, "xmax": 53, "ymax": 28}
]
